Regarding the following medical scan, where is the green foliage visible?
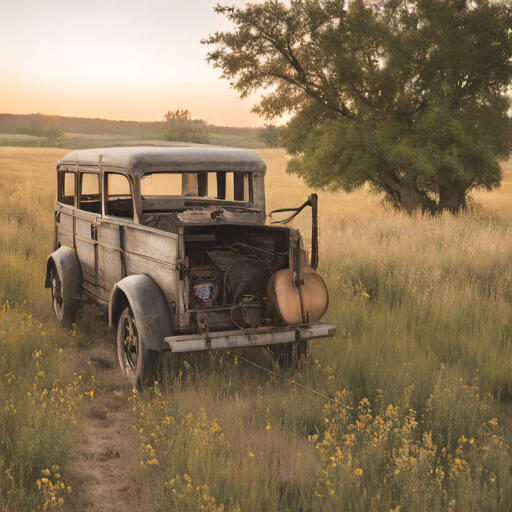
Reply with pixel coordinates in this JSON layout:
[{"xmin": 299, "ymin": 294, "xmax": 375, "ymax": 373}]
[
  {"xmin": 258, "ymin": 125, "xmax": 284, "ymax": 148},
  {"xmin": 45, "ymin": 126, "xmax": 64, "ymax": 141},
  {"xmin": 162, "ymin": 109, "xmax": 210, "ymax": 144},
  {"xmin": 204, "ymin": 0, "xmax": 512, "ymax": 212},
  {"xmin": 19, "ymin": 126, "xmax": 47, "ymax": 137},
  {"xmin": 0, "ymin": 114, "xmax": 65, "ymax": 142}
]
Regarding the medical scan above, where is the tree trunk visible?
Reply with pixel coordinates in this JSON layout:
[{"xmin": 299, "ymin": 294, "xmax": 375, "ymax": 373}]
[
  {"xmin": 381, "ymin": 175, "xmax": 437, "ymax": 214},
  {"xmin": 438, "ymin": 183, "xmax": 468, "ymax": 213}
]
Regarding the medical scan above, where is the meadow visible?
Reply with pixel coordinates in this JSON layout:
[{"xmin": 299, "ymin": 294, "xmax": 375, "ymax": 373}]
[
  {"xmin": 0, "ymin": 131, "xmax": 265, "ymax": 151},
  {"xmin": 1, "ymin": 146, "xmax": 512, "ymax": 511}
]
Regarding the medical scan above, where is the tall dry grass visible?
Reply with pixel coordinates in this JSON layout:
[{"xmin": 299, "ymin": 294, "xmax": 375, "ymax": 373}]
[
  {"xmin": 2, "ymin": 146, "xmax": 512, "ymax": 510},
  {"xmin": 132, "ymin": 149, "xmax": 512, "ymax": 511},
  {"xmin": 0, "ymin": 148, "xmax": 96, "ymax": 511}
]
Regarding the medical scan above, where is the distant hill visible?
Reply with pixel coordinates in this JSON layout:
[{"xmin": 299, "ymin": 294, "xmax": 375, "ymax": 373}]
[
  {"xmin": 0, "ymin": 113, "xmax": 261, "ymax": 138},
  {"xmin": 0, "ymin": 113, "xmax": 265, "ymax": 149}
]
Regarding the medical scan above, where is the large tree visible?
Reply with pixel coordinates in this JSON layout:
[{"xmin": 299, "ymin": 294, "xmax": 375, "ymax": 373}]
[{"xmin": 203, "ymin": 0, "xmax": 512, "ymax": 212}]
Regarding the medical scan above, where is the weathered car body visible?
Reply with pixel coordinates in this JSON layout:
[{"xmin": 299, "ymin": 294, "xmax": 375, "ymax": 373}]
[{"xmin": 45, "ymin": 146, "xmax": 335, "ymax": 386}]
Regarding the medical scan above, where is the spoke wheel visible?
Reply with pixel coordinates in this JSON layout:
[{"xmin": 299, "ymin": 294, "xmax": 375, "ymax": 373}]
[
  {"xmin": 50, "ymin": 265, "xmax": 80, "ymax": 328},
  {"xmin": 116, "ymin": 306, "xmax": 160, "ymax": 389},
  {"xmin": 121, "ymin": 312, "xmax": 139, "ymax": 373},
  {"xmin": 52, "ymin": 273, "xmax": 64, "ymax": 318}
]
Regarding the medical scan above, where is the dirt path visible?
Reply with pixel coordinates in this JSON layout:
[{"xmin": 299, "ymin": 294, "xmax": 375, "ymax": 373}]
[{"xmin": 68, "ymin": 340, "xmax": 139, "ymax": 512}]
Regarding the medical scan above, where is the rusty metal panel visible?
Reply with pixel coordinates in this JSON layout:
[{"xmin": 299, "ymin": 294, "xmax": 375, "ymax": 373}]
[
  {"xmin": 57, "ymin": 212, "xmax": 74, "ymax": 249},
  {"xmin": 75, "ymin": 218, "xmax": 95, "ymax": 239},
  {"xmin": 74, "ymin": 214, "xmax": 99, "ymax": 293},
  {"xmin": 75, "ymin": 238, "xmax": 96, "ymax": 290},
  {"xmin": 99, "ymin": 249, "xmax": 123, "ymax": 298},
  {"xmin": 58, "ymin": 231, "xmax": 73, "ymax": 248},
  {"xmin": 99, "ymin": 221, "xmax": 121, "ymax": 249},
  {"xmin": 121, "ymin": 224, "xmax": 180, "ymax": 324},
  {"xmin": 123, "ymin": 227, "xmax": 178, "ymax": 263},
  {"xmin": 123, "ymin": 253, "xmax": 179, "ymax": 311},
  {"xmin": 58, "ymin": 211, "xmax": 74, "ymax": 234},
  {"xmin": 97, "ymin": 222, "xmax": 124, "ymax": 300}
]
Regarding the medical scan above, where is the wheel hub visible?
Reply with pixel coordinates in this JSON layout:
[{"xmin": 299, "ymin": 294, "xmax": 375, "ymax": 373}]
[
  {"xmin": 123, "ymin": 318, "xmax": 138, "ymax": 370},
  {"xmin": 52, "ymin": 278, "xmax": 63, "ymax": 306}
]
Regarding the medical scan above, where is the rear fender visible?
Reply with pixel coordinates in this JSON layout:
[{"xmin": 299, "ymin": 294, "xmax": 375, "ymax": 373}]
[
  {"xmin": 44, "ymin": 246, "xmax": 83, "ymax": 299},
  {"xmin": 109, "ymin": 274, "xmax": 173, "ymax": 352}
]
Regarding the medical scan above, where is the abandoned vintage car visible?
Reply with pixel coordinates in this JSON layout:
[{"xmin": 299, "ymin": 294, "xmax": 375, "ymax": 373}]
[{"xmin": 45, "ymin": 146, "xmax": 335, "ymax": 386}]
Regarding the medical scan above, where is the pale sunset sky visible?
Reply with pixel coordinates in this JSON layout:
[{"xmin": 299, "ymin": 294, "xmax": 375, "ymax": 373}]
[{"xmin": 0, "ymin": 0, "xmax": 265, "ymax": 126}]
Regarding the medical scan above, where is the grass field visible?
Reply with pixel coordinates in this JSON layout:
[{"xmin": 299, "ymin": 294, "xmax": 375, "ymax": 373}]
[
  {"xmin": 1, "ymin": 146, "xmax": 512, "ymax": 511},
  {"xmin": 0, "ymin": 131, "xmax": 265, "ymax": 150}
]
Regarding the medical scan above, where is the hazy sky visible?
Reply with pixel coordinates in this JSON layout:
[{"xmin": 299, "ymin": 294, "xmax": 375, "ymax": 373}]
[{"xmin": 0, "ymin": 0, "xmax": 265, "ymax": 126}]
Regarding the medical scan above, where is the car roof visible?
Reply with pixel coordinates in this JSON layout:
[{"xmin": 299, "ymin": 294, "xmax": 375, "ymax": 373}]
[{"xmin": 58, "ymin": 146, "xmax": 266, "ymax": 175}]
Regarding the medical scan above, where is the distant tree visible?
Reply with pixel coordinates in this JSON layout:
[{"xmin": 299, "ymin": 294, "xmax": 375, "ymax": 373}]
[
  {"xmin": 20, "ymin": 126, "xmax": 46, "ymax": 137},
  {"xmin": 258, "ymin": 124, "xmax": 284, "ymax": 148},
  {"xmin": 203, "ymin": 0, "xmax": 512, "ymax": 213},
  {"xmin": 163, "ymin": 109, "xmax": 209, "ymax": 144},
  {"xmin": 46, "ymin": 125, "xmax": 64, "ymax": 141}
]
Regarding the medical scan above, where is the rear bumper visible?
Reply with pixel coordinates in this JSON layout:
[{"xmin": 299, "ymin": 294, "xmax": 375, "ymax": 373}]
[{"xmin": 164, "ymin": 322, "xmax": 336, "ymax": 353}]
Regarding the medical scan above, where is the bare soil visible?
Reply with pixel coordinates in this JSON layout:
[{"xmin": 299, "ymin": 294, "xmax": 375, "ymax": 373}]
[{"xmin": 67, "ymin": 338, "xmax": 139, "ymax": 512}]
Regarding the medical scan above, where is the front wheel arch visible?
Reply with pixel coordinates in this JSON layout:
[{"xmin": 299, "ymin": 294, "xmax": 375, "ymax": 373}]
[
  {"xmin": 109, "ymin": 274, "xmax": 174, "ymax": 352},
  {"xmin": 45, "ymin": 247, "xmax": 83, "ymax": 328},
  {"xmin": 45, "ymin": 246, "xmax": 83, "ymax": 296}
]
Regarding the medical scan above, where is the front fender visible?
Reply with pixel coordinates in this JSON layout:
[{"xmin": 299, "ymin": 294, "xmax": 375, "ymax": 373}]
[
  {"xmin": 109, "ymin": 274, "xmax": 173, "ymax": 352},
  {"xmin": 44, "ymin": 246, "xmax": 83, "ymax": 299}
]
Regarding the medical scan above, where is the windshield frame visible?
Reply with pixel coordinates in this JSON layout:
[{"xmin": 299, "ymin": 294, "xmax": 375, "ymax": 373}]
[{"xmin": 139, "ymin": 170, "xmax": 254, "ymax": 213}]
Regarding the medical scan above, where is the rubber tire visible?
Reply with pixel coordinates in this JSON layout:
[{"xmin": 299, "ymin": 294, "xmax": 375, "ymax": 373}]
[
  {"xmin": 270, "ymin": 339, "xmax": 309, "ymax": 371},
  {"xmin": 116, "ymin": 306, "xmax": 160, "ymax": 389},
  {"xmin": 50, "ymin": 265, "xmax": 81, "ymax": 328}
]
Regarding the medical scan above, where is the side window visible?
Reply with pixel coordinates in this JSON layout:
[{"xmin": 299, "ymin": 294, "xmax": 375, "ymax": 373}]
[
  {"xmin": 58, "ymin": 172, "xmax": 75, "ymax": 206},
  {"xmin": 79, "ymin": 172, "xmax": 101, "ymax": 214},
  {"xmin": 105, "ymin": 173, "xmax": 133, "ymax": 219}
]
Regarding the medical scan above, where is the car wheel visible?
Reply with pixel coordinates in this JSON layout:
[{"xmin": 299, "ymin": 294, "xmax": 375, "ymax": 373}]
[
  {"xmin": 270, "ymin": 340, "xmax": 309, "ymax": 371},
  {"xmin": 50, "ymin": 265, "xmax": 80, "ymax": 328},
  {"xmin": 117, "ymin": 306, "xmax": 160, "ymax": 389}
]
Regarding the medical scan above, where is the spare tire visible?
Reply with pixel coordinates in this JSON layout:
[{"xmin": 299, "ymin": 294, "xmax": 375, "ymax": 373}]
[{"xmin": 267, "ymin": 267, "xmax": 329, "ymax": 326}]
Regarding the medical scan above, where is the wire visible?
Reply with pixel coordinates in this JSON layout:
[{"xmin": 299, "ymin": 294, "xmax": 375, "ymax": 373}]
[{"xmin": 228, "ymin": 352, "xmax": 338, "ymax": 403}]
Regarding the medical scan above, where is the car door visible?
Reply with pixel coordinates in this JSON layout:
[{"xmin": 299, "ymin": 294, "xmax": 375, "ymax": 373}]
[
  {"xmin": 97, "ymin": 172, "xmax": 133, "ymax": 301},
  {"xmin": 75, "ymin": 170, "xmax": 101, "ymax": 297}
]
